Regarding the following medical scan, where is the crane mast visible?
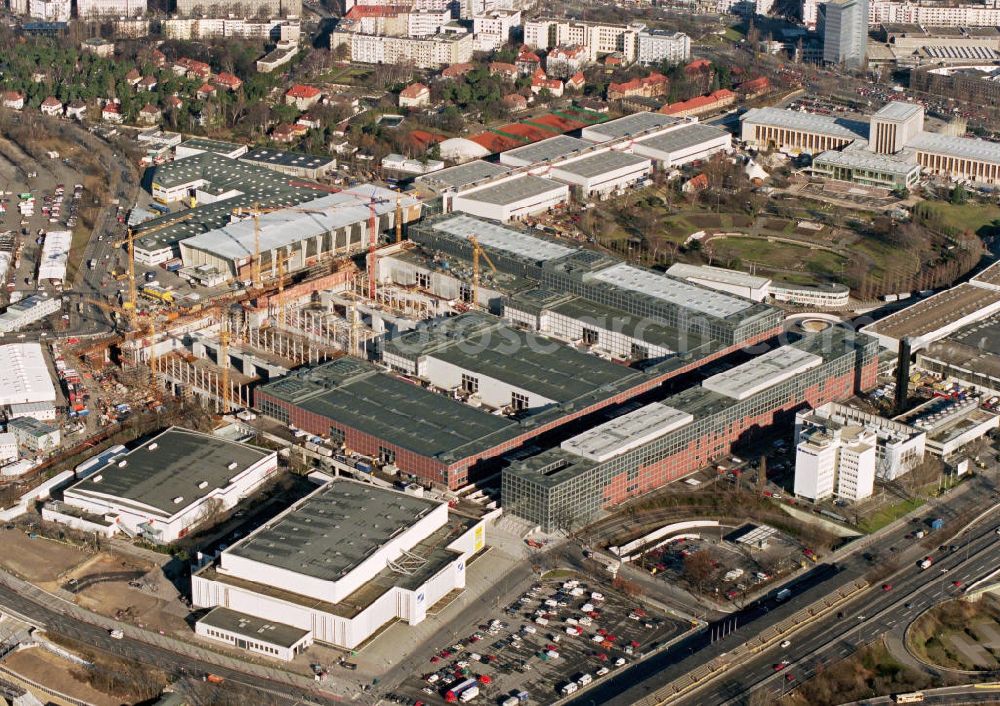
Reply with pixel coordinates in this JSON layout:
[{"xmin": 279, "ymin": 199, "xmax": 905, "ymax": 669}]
[{"xmin": 367, "ymin": 196, "xmax": 377, "ymax": 301}]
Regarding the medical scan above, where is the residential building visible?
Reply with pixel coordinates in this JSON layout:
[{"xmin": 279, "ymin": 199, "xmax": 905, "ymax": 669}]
[
  {"xmin": 174, "ymin": 57, "xmax": 212, "ymax": 80},
  {"xmin": 285, "ymin": 85, "xmax": 322, "ymax": 110},
  {"xmin": 347, "ymin": 32, "xmax": 473, "ymax": 69},
  {"xmin": 399, "ymin": 82, "xmax": 431, "ymax": 108},
  {"xmin": 75, "ymin": 0, "xmax": 145, "ymax": 17},
  {"xmin": 408, "ymin": 8, "xmax": 450, "ymax": 36},
  {"xmin": 80, "ymin": 37, "xmax": 114, "ymax": 57},
  {"xmin": 101, "ymin": 101, "xmax": 122, "ymax": 123},
  {"xmin": 472, "ymin": 10, "xmax": 520, "ymax": 51},
  {"xmin": 214, "ymin": 72, "xmax": 243, "ymax": 91},
  {"xmin": 523, "ymin": 18, "xmax": 646, "ymax": 62},
  {"xmin": 659, "ymin": 89, "xmax": 736, "ymax": 118},
  {"xmin": 28, "ymin": 0, "xmax": 70, "ymax": 22},
  {"xmin": 636, "ymin": 29, "xmax": 691, "ymax": 65},
  {"xmin": 821, "ymin": 0, "xmax": 869, "ymax": 68},
  {"xmin": 65, "ymin": 101, "xmax": 86, "ymax": 120},
  {"xmin": 869, "ymin": 0, "xmax": 1000, "ymax": 27},
  {"xmin": 175, "ymin": 0, "xmax": 301, "ymax": 17},
  {"xmin": 138, "ymin": 104, "xmax": 161, "ymax": 125},
  {"xmin": 2, "ymin": 92, "xmax": 25, "ymax": 111},
  {"xmin": 546, "ymin": 45, "xmax": 589, "ymax": 78},
  {"xmin": 607, "ymin": 72, "xmax": 668, "ymax": 100},
  {"xmin": 39, "ymin": 96, "xmax": 62, "ymax": 116}
]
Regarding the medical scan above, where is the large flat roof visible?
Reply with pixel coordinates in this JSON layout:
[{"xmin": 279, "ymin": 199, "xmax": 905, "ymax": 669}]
[
  {"xmin": 908, "ymin": 132, "xmax": 1000, "ymax": 166},
  {"xmin": 431, "ymin": 213, "xmax": 576, "ymax": 262},
  {"xmin": 67, "ymin": 427, "xmax": 272, "ymax": 517},
  {"xmin": 590, "ymin": 263, "xmax": 756, "ymax": 319},
  {"xmin": 863, "ymin": 283, "xmax": 1000, "ymax": 342},
  {"xmin": 181, "ymin": 187, "xmax": 418, "ymax": 261},
  {"xmin": 259, "ymin": 358, "xmax": 519, "ymax": 461},
  {"xmin": 554, "ymin": 150, "xmax": 649, "ymax": 179},
  {"xmin": 179, "ymin": 137, "xmax": 245, "ymax": 155},
  {"xmin": 240, "ymin": 148, "xmax": 335, "ymax": 170},
  {"xmin": 459, "ymin": 174, "xmax": 566, "ymax": 206},
  {"xmin": 635, "ymin": 123, "xmax": 730, "ymax": 156},
  {"xmin": 502, "ymin": 135, "xmax": 591, "ymax": 164},
  {"xmin": 384, "ymin": 313, "xmax": 644, "ymax": 404},
  {"xmin": 814, "ymin": 146, "xmax": 921, "ymax": 177},
  {"xmin": 873, "ymin": 101, "xmax": 923, "ymax": 123},
  {"xmin": 227, "ymin": 479, "xmax": 441, "ymax": 582},
  {"xmin": 416, "ymin": 160, "xmax": 511, "ymax": 191},
  {"xmin": 199, "ymin": 607, "xmax": 310, "ymax": 648},
  {"xmin": 666, "ymin": 263, "xmax": 771, "ymax": 290},
  {"xmin": 584, "ymin": 112, "xmax": 684, "ymax": 141},
  {"xmin": 0, "ymin": 343, "xmax": 56, "ymax": 405},
  {"xmin": 701, "ymin": 346, "xmax": 822, "ymax": 400},
  {"xmin": 741, "ymin": 107, "xmax": 868, "ymax": 140},
  {"xmin": 560, "ymin": 402, "xmax": 693, "ymax": 462}
]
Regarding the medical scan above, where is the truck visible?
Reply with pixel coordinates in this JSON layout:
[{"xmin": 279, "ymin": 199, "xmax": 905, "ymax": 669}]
[
  {"xmin": 920, "ymin": 557, "xmax": 933, "ymax": 570},
  {"xmin": 109, "ymin": 628, "xmax": 123, "ymax": 639},
  {"xmin": 776, "ymin": 588, "xmax": 792, "ymax": 602},
  {"xmin": 930, "ymin": 518, "xmax": 945, "ymax": 531},
  {"xmin": 88, "ymin": 259, "xmax": 96, "ymax": 270},
  {"xmin": 458, "ymin": 685, "xmax": 480, "ymax": 703},
  {"xmin": 204, "ymin": 674, "xmax": 225, "ymax": 684},
  {"xmin": 444, "ymin": 679, "xmax": 478, "ymax": 703}
]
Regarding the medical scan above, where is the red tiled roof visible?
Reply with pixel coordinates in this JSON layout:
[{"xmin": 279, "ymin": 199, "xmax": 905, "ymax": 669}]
[
  {"xmin": 659, "ymin": 89, "xmax": 734, "ymax": 115},
  {"xmin": 685, "ymin": 58, "xmax": 711, "ymax": 73},
  {"xmin": 198, "ymin": 83, "xmax": 216, "ymax": 93},
  {"xmin": 740, "ymin": 76, "xmax": 770, "ymax": 92},
  {"xmin": 140, "ymin": 103, "xmax": 159, "ymax": 114},
  {"xmin": 566, "ymin": 72, "xmax": 585, "ymax": 88},
  {"xmin": 286, "ymin": 84, "xmax": 321, "ymax": 99},
  {"xmin": 2, "ymin": 91, "xmax": 23, "ymax": 101},
  {"xmin": 441, "ymin": 63, "xmax": 474, "ymax": 78},
  {"xmin": 102, "ymin": 102, "xmax": 120, "ymax": 113},
  {"xmin": 400, "ymin": 82, "xmax": 429, "ymax": 98},
  {"xmin": 489, "ymin": 62, "xmax": 517, "ymax": 75},
  {"xmin": 686, "ymin": 173, "xmax": 709, "ymax": 190},
  {"xmin": 41, "ymin": 96, "xmax": 61, "ymax": 107},
  {"xmin": 214, "ymin": 72, "xmax": 242, "ymax": 88}
]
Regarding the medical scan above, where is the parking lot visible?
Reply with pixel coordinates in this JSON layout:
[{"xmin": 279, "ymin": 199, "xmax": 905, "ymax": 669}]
[{"xmin": 390, "ymin": 576, "xmax": 688, "ymax": 705}]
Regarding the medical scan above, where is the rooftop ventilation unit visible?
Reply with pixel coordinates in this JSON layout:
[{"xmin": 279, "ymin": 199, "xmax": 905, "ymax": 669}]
[
  {"xmin": 198, "ymin": 481, "xmax": 208, "ymax": 489},
  {"xmin": 173, "ymin": 496, "xmax": 184, "ymax": 504},
  {"xmin": 227, "ymin": 462, "xmax": 238, "ymax": 470},
  {"xmin": 118, "ymin": 460, "xmax": 127, "ymax": 467},
  {"xmin": 92, "ymin": 474, "xmax": 102, "ymax": 483}
]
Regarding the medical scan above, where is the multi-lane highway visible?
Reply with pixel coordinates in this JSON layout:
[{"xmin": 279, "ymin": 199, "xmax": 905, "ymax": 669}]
[
  {"xmin": 685, "ymin": 519, "xmax": 1000, "ymax": 705},
  {"xmin": 569, "ymin": 474, "xmax": 1000, "ymax": 706}
]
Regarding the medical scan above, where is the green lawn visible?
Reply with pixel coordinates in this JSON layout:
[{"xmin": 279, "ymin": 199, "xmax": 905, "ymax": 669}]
[
  {"xmin": 723, "ymin": 26, "xmax": 745, "ymax": 42},
  {"xmin": 858, "ymin": 497, "xmax": 925, "ymax": 534},
  {"xmin": 921, "ymin": 201, "xmax": 1000, "ymax": 237},
  {"xmin": 709, "ymin": 237, "xmax": 846, "ymax": 277}
]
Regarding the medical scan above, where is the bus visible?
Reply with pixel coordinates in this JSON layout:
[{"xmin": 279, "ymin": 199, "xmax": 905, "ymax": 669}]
[{"xmin": 893, "ymin": 693, "xmax": 924, "ymax": 704}]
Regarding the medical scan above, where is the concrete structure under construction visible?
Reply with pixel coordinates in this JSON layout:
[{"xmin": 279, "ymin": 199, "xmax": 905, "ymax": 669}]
[
  {"xmin": 192, "ymin": 477, "xmax": 487, "ymax": 654},
  {"xmin": 502, "ymin": 328, "xmax": 879, "ymax": 531},
  {"xmin": 55, "ymin": 428, "xmax": 278, "ymax": 544},
  {"xmin": 178, "ymin": 188, "xmax": 422, "ymax": 283}
]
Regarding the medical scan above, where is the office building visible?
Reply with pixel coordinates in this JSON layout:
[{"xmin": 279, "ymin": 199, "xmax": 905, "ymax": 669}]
[
  {"xmin": 794, "ymin": 423, "xmax": 877, "ymax": 501},
  {"xmin": 175, "ymin": 0, "xmax": 300, "ymax": 17},
  {"xmin": 821, "ymin": 0, "xmax": 869, "ymax": 68},
  {"xmin": 636, "ymin": 29, "xmax": 691, "ymax": 64},
  {"xmin": 503, "ymin": 329, "xmax": 878, "ymax": 531},
  {"xmin": 523, "ymin": 18, "xmax": 645, "ymax": 62},
  {"xmin": 28, "ymin": 0, "xmax": 69, "ymax": 22}
]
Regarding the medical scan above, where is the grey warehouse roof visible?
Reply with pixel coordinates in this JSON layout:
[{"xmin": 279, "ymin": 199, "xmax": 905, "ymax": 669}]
[
  {"xmin": 199, "ymin": 607, "xmax": 310, "ymax": 648},
  {"xmin": 227, "ymin": 479, "xmax": 441, "ymax": 582},
  {"xmin": 813, "ymin": 147, "xmax": 921, "ymax": 177},
  {"xmin": 431, "ymin": 213, "xmax": 576, "ymax": 262},
  {"xmin": 591, "ymin": 263, "xmax": 755, "ymax": 318},
  {"xmin": 259, "ymin": 357, "xmax": 519, "ymax": 460},
  {"xmin": 740, "ymin": 107, "xmax": 868, "ymax": 140},
  {"xmin": 384, "ymin": 313, "xmax": 645, "ymax": 404},
  {"xmin": 666, "ymin": 263, "xmax": 771, "ymax": 290},
  {"xmin": 701, "ymin": 345, "xmax": 822, "ymax": 400},
  {"xmin": 416, "ymin": 160, "xmax": 511, "ymax": 191},
  {"xmin": 584, "ymin": 112, "xmax": 684, "ymax": 141},
  {"xmin": 503, "ymin": 135, "xmax": 591, "ymax": 164},
  {"xmin": 554, "ymin": 150, "xmax": 650, "ymax": 178},
  {"xmin": 241, "ymin": 148, "xmax": 335, "ymax": 170},
  {"xmin": 67, "ymin": 427, "xmax": 272, "ymax": 516},
  {"xmin": 636, "ymin": 123, "xmax": 730, "ymax": 156},
  {"xmin": 907, "ymin": 132, "xmax": 1000, "ymax": 166},
  {"xmin": 459, "ymin": 174, "xmax": 566, "ymax": 206},
  {"xmin": 178, "ymin": 137, "xmax": 245, "ymax": 155}
]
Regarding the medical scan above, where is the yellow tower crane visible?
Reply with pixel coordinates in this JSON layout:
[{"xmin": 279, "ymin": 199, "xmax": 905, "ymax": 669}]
[
  {"xmin": 467, "ymin": 235, "xmax": 497, "ymax": 309},
  {"xmin": 81, "ymin": 298, "xmax": 157, "ymax": 370},
  {"xmin": 116, "ymin": 211, "xmax": 196, "ymax": 330}
]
